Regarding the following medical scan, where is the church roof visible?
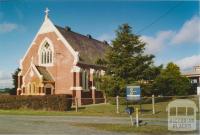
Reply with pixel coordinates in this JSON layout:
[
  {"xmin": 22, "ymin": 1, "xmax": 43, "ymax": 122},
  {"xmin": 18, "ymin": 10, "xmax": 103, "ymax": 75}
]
[
  {"xmin": 55, "ymin": 25, "xmax": 109, "ymax": 65},
  {"xmin": 35, "ymin": 66, "xmax": 54, "ymax": 82}
]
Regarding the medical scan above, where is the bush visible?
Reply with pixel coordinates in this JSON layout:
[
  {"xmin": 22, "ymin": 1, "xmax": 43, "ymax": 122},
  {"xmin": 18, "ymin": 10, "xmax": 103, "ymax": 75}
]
[{"xmin": 0, "ymin": 95, "xmax": 72, "ymax": 111}]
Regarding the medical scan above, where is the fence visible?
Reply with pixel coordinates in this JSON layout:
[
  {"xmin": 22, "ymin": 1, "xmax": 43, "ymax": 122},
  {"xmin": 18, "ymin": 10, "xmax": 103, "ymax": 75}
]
[
  {"xmin": 0, "ymin": 95, "xmax": 199, "ymax": 117},
  {"xmin": 72, "ymin": 95, "xmax": 200, "ymax": 118}
]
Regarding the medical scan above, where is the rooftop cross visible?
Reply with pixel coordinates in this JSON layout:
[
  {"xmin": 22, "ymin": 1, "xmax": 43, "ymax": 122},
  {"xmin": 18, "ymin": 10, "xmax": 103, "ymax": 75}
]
[{"xmin": 45, "ymin": 8, "xmax": 50, "ymax": 19}]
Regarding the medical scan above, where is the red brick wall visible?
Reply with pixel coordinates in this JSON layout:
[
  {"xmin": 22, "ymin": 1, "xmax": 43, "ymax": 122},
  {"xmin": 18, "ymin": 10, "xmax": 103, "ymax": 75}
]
[{"xmin": 21, "ymin": 32, "xmax": 74, "ymax": 95}]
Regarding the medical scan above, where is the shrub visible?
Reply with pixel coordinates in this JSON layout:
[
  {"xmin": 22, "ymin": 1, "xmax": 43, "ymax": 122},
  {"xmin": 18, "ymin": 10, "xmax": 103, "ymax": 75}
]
[{"xmin": 0, "ymin": 95, "xmax": 72, "ymax": 111}]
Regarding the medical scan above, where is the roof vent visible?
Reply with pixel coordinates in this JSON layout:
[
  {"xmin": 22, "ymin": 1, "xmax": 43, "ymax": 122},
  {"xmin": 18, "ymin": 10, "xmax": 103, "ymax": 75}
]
[
  {"xmin": 65, "ymin": 26, "xmax": 71, "ymax": 31},
  {"xmin": 103, "ymin": 40, "xmax": 108, "ymax": 44},
  {"xmin": 87, "ymin": 34, "xmax": 92, "ymax": 39}
]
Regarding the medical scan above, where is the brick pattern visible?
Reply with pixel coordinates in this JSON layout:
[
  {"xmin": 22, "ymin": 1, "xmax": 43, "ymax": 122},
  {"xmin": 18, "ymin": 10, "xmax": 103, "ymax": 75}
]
[{"xmin": 18, "ymin": 31, "xmax": 104, "ymax": 105}]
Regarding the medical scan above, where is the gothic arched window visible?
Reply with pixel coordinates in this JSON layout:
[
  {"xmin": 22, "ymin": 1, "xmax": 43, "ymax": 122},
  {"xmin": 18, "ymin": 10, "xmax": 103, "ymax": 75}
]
[{"xmin": 39, "ymin": 42, "xmax": 53, "ymax": 65}]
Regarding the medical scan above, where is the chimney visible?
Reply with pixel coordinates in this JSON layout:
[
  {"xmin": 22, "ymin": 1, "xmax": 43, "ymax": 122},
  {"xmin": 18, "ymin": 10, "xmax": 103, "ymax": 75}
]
[
  {"xmin": 65, "ymin": 26, "xmax": 71, "ymax": 31},
  {"xmin": 87, "ymin": 34, "xmax": 92, "ymax": 39},
  {"xmin": 103, "ymin": 40, "xmax": 108, "ymax": 44}
]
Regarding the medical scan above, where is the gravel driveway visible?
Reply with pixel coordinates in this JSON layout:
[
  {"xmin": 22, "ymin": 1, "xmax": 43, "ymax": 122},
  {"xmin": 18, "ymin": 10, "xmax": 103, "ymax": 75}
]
[{"xmin": 0, "ymin": 115, "xmax": 143, "ymax": 135}]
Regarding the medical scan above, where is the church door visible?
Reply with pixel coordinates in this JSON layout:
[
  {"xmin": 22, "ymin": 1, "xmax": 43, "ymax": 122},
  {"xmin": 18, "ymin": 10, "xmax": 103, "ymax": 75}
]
[{"xmin": 45, "ymin": 88, "xmax": 52, "ymax": 95}]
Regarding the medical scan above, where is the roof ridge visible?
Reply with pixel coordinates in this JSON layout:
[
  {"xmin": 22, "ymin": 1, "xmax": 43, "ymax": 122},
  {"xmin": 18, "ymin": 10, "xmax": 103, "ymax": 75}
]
[{"xmin": 55, "ymin": 25, "xmax": 109, "ymax": 46}]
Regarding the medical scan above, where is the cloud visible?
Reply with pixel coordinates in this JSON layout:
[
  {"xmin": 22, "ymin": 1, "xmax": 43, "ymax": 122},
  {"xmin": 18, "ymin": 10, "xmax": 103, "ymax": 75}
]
[
  {"xmin": 175, "ymin": 54, "xmax": 200, "ymax": 70},
  {"xmin": 0, "ymin": 22, "xmax": 18, "ymax": 33},
  {"xmin": 141, "ymin": 30, "xmax": 174, "ymax": 54},
  {"xmin": 141, "ymin": 15, "xmax": 200, "ymax": 55},
  {"xmin": 0, "ymin": 71, "xmax": 13, "ymax": 88},
  {"xmin": 172, "ymin": 16, "xmax": 200, "ymax": 44},
  {"xmin": 97, "ymin": 33, "xmax": 115, "ymax": 44}
]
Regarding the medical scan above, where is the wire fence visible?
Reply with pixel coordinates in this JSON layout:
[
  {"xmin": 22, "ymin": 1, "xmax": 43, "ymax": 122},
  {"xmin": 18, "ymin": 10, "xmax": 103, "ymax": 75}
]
[{"xmin": 70, "ymin": 95, "xmax": 200, "ymax": 118}]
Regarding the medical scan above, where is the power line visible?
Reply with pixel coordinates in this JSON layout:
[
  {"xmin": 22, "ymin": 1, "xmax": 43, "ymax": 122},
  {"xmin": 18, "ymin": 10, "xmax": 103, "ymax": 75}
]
[{"xmin": 136, "ymin": 1, "xmax": 183, "ymax": 35}]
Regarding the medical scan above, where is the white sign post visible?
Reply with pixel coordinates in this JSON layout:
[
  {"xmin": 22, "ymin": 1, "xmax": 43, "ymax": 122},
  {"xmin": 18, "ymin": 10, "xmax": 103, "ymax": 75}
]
[
  {"xmin": 197, "ymin": 87, "xmax": 200, "ymax": 95},
  {"xmin": 197, "ymin": 87, "xmax": 200, "ymax": 114},
  {"xmin": 116, "ymin": 96, "xmax": 119, "ymax": 114}
]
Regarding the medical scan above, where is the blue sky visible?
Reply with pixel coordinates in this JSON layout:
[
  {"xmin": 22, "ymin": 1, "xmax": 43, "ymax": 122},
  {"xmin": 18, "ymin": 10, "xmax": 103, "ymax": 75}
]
[{"xmin": 0, "ymin": 1, "xmax": 199, "ymax": 88}]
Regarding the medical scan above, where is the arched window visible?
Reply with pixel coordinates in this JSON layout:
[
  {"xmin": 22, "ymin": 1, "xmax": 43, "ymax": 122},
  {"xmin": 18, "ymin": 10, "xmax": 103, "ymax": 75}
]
[
  {"xmin": 39, "ymin": 42, "xmax": 53, "ymax": 65},
  {"xmin": 82, "ymin": 70, "xmax": 89, "ymax": 91},
  {"xmin": 28, "ymin": 83, "xmax": 31, "ymax": 94}
]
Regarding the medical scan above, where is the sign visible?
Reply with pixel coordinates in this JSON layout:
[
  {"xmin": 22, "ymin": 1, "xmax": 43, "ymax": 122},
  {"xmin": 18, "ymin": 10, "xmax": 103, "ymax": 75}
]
[
  {"xmin": 197, "ymin": 87, "xmax": 200, "ymax": 95},
  {"xmin": 166, "ymin": 99, "xmax": 198, "ymax": 131},
  {"xmin": 126, "ymin": 86, "xmax": 141, "ymax": 101}
]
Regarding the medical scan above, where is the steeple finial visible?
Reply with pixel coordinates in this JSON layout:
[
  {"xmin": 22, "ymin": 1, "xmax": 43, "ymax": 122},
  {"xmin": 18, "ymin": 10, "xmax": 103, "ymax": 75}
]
[{"xmin": 45, "ymin": 8, "xmax": 50, "ymax": 20}]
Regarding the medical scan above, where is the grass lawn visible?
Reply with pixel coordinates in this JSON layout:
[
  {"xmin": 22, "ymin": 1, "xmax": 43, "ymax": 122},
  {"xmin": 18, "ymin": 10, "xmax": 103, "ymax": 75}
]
[
  {"xmin": 71, "ymin": 123, "xmax": 169, "ymax": 134},
  {"xmin": 0, "ymin": 97, "xmax": 199, "ymax": 120},
  {"xmin": 0, "ymin": 103, "xmax": 166, "ymax": 117}
]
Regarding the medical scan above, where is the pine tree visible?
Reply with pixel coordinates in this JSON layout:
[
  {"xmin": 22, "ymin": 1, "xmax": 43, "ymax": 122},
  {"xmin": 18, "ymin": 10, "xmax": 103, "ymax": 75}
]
[{"xmin": 106, "ymin": 24, "xmax": 154, "ymax": 84}]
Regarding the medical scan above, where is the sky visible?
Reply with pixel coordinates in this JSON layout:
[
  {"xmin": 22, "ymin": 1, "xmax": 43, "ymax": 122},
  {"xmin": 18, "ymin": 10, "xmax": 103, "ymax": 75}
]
[{"xmin": 0, "ymin": 0, "xmax": 199, "ymax": 88}]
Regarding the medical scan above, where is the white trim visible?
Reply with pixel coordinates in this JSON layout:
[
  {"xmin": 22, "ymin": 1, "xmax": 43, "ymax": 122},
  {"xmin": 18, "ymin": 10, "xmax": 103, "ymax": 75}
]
[
  {"xmin": 90, "ymin": 68, "xmax": 95, "ymax": 74},
  {"xmin": 32, "ymin": 63, "xmax": 43, "ymax": 79},
  {"xmin": 20, "ymin": 16, "xmax": 79, "ymax": 69},
  {"xmin": 18, "ymin": 71, "xmax": 22, "ymax": 76},
  {"xmin": 22, "ymin": 84, "xmax": 25, "ymax": 88},
  {"xmin": 70, "ymin": 86, "xmax": 82, "ymax": 91},
  {"xmin": 101, "ymin": 70, "xmax": 105, "ymax": 76},
  {"xmin": 23, "ymin": 63, "xmax": 43, "ymax": 82},
  {"xmin": 71, "ymin": 66, "xmax": 81, "ymax": 72},
  {"xmin": 19, "ymin": 59, "xmax": 23, "ymax": 69},
  {"xmin": 91, "ymin": 86, "xmax": 96, "ymax": 90}
]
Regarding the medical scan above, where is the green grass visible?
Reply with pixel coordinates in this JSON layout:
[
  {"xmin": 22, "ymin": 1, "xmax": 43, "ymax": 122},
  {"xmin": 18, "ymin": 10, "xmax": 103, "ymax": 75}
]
[
  {"xmin": 0, "ymin": 98, "xmax": 199, "ymax": 120},
  {"xmin": 71, "ymin": 123, "xmax": 169, "ymax": 134}
]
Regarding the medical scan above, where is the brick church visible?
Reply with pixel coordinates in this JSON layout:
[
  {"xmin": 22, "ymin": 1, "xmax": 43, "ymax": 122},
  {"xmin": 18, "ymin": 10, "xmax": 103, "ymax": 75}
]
[{"xmin": 17, "ymin": 8, "xmax": 107, "ymax": 105}]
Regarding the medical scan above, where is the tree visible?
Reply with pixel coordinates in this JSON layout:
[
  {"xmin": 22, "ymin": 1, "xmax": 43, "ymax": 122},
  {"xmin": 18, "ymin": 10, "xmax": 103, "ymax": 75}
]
[
  {"xmin": 104, "ymin": 24, "xmax": 155, "ymax": 96},
  {"xmin": 153, "ymin": 62, "xmax": 191, "ymax": 96},
  {"xmin": 11, "ymin": 68, "xmax": 21, "ymax": 95},
  {"xmin": 106, "ymin": 24, "xmax": 154, "ymax": 83},
  {"xmin": 140, "ymin": 65, "xmax": 163, "ymax": 96}
]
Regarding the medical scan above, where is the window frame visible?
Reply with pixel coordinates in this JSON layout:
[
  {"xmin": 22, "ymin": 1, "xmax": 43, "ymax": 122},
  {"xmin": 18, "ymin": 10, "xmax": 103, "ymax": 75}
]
[
  {"xmin": 82, "ymin": 70, "xmax": 89, "ymax": 91},
  {"xmin": 38, "ymin": 38, "xmax": 54, "ymax": 67}
]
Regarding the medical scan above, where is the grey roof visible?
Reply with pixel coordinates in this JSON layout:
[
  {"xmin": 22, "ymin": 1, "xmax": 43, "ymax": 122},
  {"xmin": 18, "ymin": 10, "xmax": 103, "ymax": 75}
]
[
  {"xmin": 36, "ymin": 66, "xmax": 54, "ymax": 82},
  {"xmin": 55, "ymin": 25, "xmax": 108, "ymax": 65}
]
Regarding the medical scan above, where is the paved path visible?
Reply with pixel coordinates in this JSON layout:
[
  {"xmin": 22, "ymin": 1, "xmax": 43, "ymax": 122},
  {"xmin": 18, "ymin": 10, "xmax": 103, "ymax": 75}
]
[{"xmin": 0, "ymin": 115, "xmax": 199, "ymax": 135}]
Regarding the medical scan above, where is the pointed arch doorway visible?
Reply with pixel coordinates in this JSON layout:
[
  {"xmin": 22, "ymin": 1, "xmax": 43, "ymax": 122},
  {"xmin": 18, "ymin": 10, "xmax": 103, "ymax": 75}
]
[{"xmin": 44, "ymin": 83, "xmax": 54, "ymax": 95}]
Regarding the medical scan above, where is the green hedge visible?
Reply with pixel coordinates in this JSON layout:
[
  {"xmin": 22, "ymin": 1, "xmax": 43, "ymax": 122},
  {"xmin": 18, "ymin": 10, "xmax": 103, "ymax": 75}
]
[{"xmin": 0, "ymin": 95, "xmax": 72, "ymax": 111}]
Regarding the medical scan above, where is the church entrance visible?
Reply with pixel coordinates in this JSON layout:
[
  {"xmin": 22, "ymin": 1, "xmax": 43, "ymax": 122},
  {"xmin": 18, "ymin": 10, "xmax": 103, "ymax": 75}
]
[
  {"xmin": 44, "ymin": 83, "xmax": 54, "ymax": 95},
  {"xmin": 45, "ymin": 88, "xmax": 52, "ymax": 95}
]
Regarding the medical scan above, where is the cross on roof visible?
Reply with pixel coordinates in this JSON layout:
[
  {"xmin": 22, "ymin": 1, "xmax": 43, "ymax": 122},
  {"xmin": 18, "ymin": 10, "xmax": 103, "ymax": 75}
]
[{"xmin": 45, "ymin": 8, "xmax": 50, "ymax": 19}]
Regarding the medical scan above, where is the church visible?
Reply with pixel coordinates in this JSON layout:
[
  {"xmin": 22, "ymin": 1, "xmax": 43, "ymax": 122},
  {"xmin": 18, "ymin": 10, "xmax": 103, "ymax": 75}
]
[{"xmin": 17, "ymin": 8, "xmax": 108, "ymax": 105}]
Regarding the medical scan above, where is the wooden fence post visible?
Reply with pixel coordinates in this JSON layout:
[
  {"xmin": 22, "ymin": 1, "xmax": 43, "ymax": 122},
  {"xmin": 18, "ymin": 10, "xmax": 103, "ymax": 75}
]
[
  {"xmin": 152, "ymin": 95, "xmax": 155, "ymax": 114},
  {"xmin": 104, "ymin": 95, "xmax": 107, "ymax": 104},
  {"xmin": 136, "ymin": 108, "xmax": 139, "ymax": 127},
  {"xmin": 116, "ymin": 96, "xmax": 119, "ymax": 114},
  {"xmin": 75, "ymin": 98, "xmax": 78, "ymax": 112},
  {"xmin": 199, "ymin": 95, "xmax": 200, "ymax": 114}
]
